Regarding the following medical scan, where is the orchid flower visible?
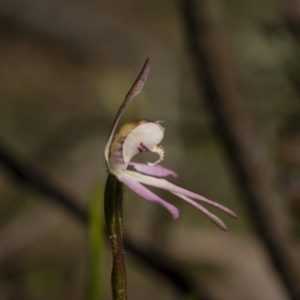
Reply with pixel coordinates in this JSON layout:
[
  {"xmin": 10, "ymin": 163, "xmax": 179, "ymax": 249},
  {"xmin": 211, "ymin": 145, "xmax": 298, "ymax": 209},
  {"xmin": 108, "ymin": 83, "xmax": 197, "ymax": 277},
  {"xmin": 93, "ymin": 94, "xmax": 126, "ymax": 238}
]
[{"xmin": 104, "ymin": 59, "xmax": 238, "ymax": 231}]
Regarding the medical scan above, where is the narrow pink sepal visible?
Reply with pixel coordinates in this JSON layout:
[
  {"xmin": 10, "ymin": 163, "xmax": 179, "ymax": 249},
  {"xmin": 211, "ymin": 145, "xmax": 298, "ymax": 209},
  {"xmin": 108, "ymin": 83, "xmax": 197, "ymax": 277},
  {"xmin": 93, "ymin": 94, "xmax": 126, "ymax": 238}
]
[
  {"xmin": 174, "ymin": 193, "xmax": 228, "ymax": 231},
  {"xmin": 126, "ymin": 170, "xmax": 238, "ymax": 219},
  {"xmin": 129, "ymin": 162, "xmax": 178, "ymax": 178},
  {"xmin": 117, "ymin": 173, "xmax": 179, "ymax": 219}
]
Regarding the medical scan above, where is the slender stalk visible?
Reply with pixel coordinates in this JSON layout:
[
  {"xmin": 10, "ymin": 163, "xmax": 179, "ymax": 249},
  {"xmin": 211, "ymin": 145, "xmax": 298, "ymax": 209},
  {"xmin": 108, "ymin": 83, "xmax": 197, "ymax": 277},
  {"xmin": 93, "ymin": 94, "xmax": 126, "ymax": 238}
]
[{"xmin": 104, "ymin": 174, "xmax": 127, "ymax": 300}]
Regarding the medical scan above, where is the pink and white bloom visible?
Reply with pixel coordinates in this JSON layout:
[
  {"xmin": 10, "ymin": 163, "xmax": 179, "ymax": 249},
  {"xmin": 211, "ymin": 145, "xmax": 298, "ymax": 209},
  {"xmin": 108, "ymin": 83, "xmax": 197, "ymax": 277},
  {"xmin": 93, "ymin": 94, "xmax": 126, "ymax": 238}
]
[{"xmin": 104, "ymin": 59, "xmax": 238, "ymax": 231}]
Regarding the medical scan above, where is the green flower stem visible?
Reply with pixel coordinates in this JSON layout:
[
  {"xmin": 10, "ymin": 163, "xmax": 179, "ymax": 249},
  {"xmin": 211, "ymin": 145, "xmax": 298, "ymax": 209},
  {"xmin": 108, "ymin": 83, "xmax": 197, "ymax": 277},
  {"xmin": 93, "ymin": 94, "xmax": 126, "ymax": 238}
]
[{"xmin": 104, "ymin": 174, "xmax": 127, "ymax": 300}]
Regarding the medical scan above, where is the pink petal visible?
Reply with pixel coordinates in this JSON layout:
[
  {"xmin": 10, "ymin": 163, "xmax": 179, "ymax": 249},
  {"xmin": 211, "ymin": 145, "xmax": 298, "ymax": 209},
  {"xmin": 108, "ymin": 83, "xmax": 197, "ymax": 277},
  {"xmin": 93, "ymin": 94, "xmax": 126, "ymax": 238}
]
[
  {"xmin": 126, "ymin": 170, "xmax": 238, "ymax": 219},
  {"xmin": 129, "ymin": 162, "xmax": 178, "ymax": 178},
  {"xmin": 174, "ymin": 193, "xmax": 228, "ymax": 231},
  {"xmin": 117, "ymin": 173, "xmax": 179, "ymax": 219}
]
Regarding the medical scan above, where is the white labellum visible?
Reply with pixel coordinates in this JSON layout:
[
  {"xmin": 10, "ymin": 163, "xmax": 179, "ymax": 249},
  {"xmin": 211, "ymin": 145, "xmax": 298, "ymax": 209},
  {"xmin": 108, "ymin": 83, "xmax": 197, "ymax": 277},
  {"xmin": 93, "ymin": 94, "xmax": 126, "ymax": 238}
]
[{"xmin": 109, "ymin": 120, "xmax": 165, "ymax": 174}]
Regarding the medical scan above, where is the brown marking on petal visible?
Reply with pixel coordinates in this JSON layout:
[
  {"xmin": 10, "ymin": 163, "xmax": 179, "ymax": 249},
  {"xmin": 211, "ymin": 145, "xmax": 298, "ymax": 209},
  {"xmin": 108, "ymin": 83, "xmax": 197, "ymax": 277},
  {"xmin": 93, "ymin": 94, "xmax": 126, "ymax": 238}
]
[
  {"xmin": 108, "ymin": 119, "xmax": 159, "ymax": 166},
  {"xmin": 117, "ymin": 136, "xmax": 126, "ymax": 151},
  {"xmin": 140, "ymin": 143, "xmax": 149, "ymax": 151},
  {"xmin": 128, "ymin": 119, "xmax": 155, "ymax": 127}
]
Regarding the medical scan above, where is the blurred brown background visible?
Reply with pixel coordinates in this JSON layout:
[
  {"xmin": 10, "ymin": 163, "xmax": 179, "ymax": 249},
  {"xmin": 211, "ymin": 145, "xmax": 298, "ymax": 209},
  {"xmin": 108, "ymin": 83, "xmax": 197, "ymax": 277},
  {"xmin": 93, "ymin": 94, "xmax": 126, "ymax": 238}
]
[{"xmin": 0, "ymin": 0, "xmax": 300, "ymax": 299}]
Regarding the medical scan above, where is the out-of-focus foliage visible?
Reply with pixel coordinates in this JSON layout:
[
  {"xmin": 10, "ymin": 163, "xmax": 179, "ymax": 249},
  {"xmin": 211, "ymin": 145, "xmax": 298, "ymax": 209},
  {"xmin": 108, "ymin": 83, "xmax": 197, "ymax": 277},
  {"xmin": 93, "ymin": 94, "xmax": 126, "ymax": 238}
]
[{"xmin": 87, "ymin": 179, "xmax": 104, "ymax": 300}]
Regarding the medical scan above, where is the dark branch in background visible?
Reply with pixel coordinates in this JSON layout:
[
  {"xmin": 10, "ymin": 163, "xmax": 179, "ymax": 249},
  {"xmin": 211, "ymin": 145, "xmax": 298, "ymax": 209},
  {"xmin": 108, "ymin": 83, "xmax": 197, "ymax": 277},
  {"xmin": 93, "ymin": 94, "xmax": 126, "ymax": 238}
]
[
  {"xmin": 281, "ymin": 0, "xmax": 300, "ymax": 40},
  {"xmin": 181, "ymin": 1, "xmax": 300, "ymax": 299},
  {"xmin": 276, "ymin": 0, "xmax": 300, "ymax": 217},
  {"xmin": 0, "ymin": 140, "xmax": 210, "ymax": 300},
  {"xmin": 0, "ymin": 141, "xmax": 86, "ymax": 222},
  {"xmin": 275, "ymin": 1, "xmax": 300, "ymax": 134}
]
